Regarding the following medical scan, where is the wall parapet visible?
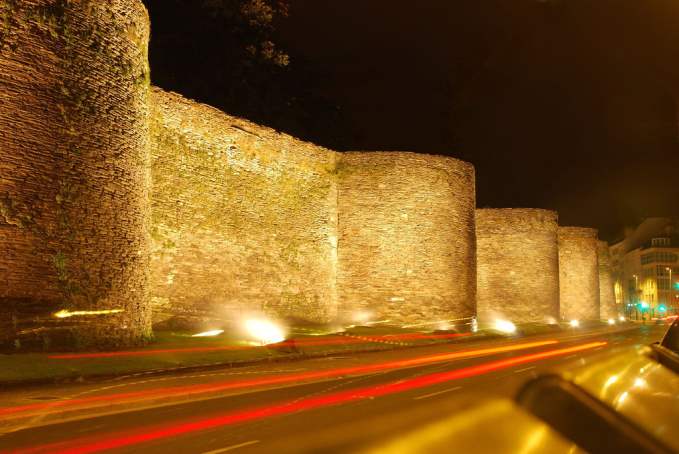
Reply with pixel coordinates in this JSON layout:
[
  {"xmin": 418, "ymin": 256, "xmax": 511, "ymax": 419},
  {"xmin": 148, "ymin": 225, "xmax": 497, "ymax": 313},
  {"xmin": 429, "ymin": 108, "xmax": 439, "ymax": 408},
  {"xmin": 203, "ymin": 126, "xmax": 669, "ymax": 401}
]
[
  {"xmin": 476, "ymin": 208, "xmax": 558, "ymax": 235},
  {"xmin": 558, "ymin": 226, "xmax": 598, "ymax": 239}
]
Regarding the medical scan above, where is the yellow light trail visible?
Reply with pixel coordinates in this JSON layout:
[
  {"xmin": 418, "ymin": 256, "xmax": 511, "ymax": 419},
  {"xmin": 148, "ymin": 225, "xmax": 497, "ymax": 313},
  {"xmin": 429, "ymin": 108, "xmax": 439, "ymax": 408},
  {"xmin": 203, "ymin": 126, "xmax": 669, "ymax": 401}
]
[
  {"xmin": 53, "ymin": 309, "xmax": 124, "ymax": 319},
  {"xmin": 2, "ymin": 339, "xmax": 558, "ymax": 419}
]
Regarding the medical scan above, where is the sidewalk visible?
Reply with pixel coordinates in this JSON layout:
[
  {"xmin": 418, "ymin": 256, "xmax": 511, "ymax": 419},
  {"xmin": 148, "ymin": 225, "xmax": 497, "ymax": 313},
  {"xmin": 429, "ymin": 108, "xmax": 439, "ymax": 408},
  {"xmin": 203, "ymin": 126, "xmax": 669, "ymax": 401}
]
[{"xmin": 0, "ymin": 322, "xmax": 607, "ymax": 388}]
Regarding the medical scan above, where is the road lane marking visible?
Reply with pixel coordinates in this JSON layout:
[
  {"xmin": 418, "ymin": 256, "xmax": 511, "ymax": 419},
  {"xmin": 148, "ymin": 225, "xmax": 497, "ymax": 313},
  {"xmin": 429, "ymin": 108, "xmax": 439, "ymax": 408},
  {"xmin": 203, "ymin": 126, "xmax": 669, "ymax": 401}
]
[
  {"xmin": 201, "ymin": 440, "xmax": 259, "ymax": 454},
  {"xmin": 18, "ymin": 342, "xmax": 607, "ymax": 453},
  {"xmin": 0, "ymin": 340, "xmax": 559, "ymax": 420},
  {"xmin": 413, "ymin": 386, "xmax": 462, "ymax": 400},
  {"xmin": 513, "ymin": 366, "xmax": 535, "ymax": 374},
  {"xmin": 74, "ymin": 369, "xmax": 309, "ymax": 397}
]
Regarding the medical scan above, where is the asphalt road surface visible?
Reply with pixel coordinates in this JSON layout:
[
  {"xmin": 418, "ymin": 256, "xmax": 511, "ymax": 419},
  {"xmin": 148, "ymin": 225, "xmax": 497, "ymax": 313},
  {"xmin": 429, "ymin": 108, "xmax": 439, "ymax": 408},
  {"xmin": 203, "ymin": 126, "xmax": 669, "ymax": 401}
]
[{"xmin": 0, "ymin": 323, "xmax": 667, "ymax": 453}]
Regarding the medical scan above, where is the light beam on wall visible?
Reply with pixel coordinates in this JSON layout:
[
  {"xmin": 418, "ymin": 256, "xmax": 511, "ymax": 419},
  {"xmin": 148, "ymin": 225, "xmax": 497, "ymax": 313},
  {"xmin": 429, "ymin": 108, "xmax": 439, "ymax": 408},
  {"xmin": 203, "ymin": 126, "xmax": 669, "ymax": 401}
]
[
  {"xmin": 53, "ymin": 309, "xmax": 124, "ymax": 319},
  {"xmin": 243, "ymin": 319, "xmax": 286, "ymax": 345},
  {"xmin": 493, "ymin": 319, "xmax": 517, "ymax": 334},
  {"xmin": 191, "ymin": 330, "xmax": 224, "ymax": 337}
]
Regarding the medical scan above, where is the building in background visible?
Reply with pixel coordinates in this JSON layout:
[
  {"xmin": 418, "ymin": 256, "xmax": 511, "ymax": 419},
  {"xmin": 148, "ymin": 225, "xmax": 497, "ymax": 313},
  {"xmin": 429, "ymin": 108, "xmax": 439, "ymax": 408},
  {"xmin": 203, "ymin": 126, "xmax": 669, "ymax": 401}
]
[{"xmin": 610, "ymin": 218, "xmax": 679, "ymax": 319}]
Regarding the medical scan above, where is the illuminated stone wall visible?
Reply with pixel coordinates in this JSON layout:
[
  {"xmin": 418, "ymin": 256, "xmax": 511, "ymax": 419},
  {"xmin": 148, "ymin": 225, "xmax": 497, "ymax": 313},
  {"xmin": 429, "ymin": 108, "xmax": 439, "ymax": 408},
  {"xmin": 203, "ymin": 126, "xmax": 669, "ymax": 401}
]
[
  {"xmin": 149, "ymin": 88, "xmax": 339, "ymax": 326},
  {"xmin": 0, "ymin": 0, "xmax": 522, "ymax": 348},
  {"xmin": 558, "ymin": 227, "xmax": 601, "ymax": 321},
  {"xmin": 476, "ymin": 209, "xmax": 560, "ymax": 324},
  {"xmin": 597, "ymin": 241, "xmax": 617, "ymax": 320},
  {"xmin": 0, "ymin": 0, "xmax": 151, "ymax": 350},
  {"xmin": 336, "ymin": 152, "xmax": 476, "ymax": 325}
]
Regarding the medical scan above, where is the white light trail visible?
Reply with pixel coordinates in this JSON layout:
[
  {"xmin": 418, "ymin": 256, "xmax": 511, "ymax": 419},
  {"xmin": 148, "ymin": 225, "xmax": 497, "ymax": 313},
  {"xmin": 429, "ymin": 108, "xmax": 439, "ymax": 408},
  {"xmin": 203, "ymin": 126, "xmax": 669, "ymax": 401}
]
[{"xmin": 192, "ymin": 330, "xmax": 224, "ymax": 337}]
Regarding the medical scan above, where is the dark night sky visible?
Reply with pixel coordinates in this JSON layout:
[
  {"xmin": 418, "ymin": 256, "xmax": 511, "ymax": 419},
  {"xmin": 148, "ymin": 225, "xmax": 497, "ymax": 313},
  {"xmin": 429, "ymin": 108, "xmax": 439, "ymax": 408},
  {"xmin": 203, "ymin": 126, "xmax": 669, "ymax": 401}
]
[{"xmin": 144, "ymin": 0, "xmax": 679, "ymax": 241}]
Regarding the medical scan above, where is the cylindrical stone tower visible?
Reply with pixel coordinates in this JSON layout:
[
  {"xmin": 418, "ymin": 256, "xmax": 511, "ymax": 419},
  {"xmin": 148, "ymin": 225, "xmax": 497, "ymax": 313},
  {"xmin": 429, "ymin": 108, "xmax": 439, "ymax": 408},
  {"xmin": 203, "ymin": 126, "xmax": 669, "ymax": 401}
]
[
  {"xmin": 0, "ymin": 0, "xmax": 151, "ymax": 350},
  {"xmin": 558, "ymin": 227, "xmax": 600, "ymax": 321},
  {"xmin": 597, "ymin": 240, "xmax": 617, "ymax": 320},
  {"xmin": 336, "ymin": 152, "xmax": 476, "ymax": 326},
  {"xmin": 476, "ymin": 209, "xmax": 560, "ymax": 324}
]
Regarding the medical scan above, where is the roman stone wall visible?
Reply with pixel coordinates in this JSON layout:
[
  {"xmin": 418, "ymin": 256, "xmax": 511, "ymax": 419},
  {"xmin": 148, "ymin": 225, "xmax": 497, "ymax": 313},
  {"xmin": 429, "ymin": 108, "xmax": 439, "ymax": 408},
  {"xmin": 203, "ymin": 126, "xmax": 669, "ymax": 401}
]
[
  {"xmin": 149, "ymin": 88, "xmax": 339, "ymax": 327},
  {"xmin": 558, "ymin": 227, "xmax": 600, "ymax": 321},
  {"xmin": 336, "ymin": 152, "xmax": 476, "ymax": 326},
  {"xmin": 0, "ymin": 0, "xmax": 151, "ymax": 350},
  {"xmin": 597, "ymin": 240, "xmax": 617, "ymax": 319},
  {"xmin": 476, "ymin": 209, "xmax": 560, "ymax": 324},
  {"xmin": 1, "ymin": 0, "xmax": 585, "ymax": 349}
]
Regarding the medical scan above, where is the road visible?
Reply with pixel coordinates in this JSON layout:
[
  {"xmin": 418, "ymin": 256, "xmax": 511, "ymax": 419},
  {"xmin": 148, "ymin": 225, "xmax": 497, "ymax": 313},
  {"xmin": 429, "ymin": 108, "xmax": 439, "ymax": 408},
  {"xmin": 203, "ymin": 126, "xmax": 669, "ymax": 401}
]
[{"xmin": 0, "ymin": 323, "xmax": 667, "ymax": 453}]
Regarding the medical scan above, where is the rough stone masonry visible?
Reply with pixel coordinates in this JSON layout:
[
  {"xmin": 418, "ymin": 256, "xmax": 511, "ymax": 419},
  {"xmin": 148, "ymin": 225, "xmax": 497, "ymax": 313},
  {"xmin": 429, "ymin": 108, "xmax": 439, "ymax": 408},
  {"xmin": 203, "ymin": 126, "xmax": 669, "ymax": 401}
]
[
  {"xmin": 476, "ymin": 209, "xmax": 560, "ymax": 324},
  {"xmin": 0, "ymin": 0, "xmax": 608, "ymax": 351},
  {"xmin": 597, "ymin": 240, "xmax": 617, "ymax": 320},
  {"xmin": 149, "ymin": 88, "xmax": 339, "ymax": 327},
  {"xmin": 0, "ymin": 0, "xmax": 151, "ymax": 350},
  {"xmin": 0, "ymin": 0, "xmax": 478, "ymax": 349},
  {"xmin": 558, "ymin": 227, "xmax": 601, "ymax": 321},
  {"xmin": 337, "ymin": 152, "xmax": 476, "ymax": 326}
]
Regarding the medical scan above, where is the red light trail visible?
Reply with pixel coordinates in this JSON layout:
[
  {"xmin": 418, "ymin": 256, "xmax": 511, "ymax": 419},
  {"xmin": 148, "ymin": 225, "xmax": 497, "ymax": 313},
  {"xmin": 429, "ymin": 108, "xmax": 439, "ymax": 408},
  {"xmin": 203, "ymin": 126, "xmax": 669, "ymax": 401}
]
[
  {"xmin": 14, "ymin": 341, "xmax": 606, "ymax": 454},
  {"xmin": 1, "ymin": 339, "xmax": 555, "ymax": 419},
  {"xmin": 47, "ymin": 333, "xmax": 472, "ymax": 360}
]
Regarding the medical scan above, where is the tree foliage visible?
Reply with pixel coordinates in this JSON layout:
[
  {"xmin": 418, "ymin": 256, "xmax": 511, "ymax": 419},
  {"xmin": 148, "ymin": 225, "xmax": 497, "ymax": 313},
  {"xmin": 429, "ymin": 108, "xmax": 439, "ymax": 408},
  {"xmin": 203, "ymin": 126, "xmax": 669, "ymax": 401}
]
[
  {"xmin": 200, "ymin": 0, "xmax": 290, "ymax": 67},
  {"xmin": 142, "ymin": 0, "xmax": 350, "ymax": 148}
]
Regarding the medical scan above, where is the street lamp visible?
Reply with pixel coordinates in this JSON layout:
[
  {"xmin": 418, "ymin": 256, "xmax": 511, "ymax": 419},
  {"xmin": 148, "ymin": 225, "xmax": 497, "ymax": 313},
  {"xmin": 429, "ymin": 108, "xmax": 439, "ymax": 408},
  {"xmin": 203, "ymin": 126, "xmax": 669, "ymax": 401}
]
[
  {"xmin": 632, "ymin": 274, "xmax": 639, "ymax": 320},
  {"xmin": 668, "ymin": 267, "xmax": 674, "ymax": 315},
  {"xmin": 667, "ymin": 267, "xmax": 672, "ymax": 290}
]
